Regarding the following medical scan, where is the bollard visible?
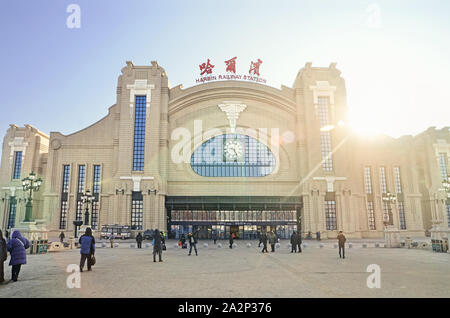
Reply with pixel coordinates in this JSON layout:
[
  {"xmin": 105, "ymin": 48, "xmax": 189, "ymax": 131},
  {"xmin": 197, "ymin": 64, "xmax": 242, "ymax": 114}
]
[
  {"xmin": 362, "ymin": 243, "xmax": 367, "ymax": 248},
  {"xmin": 333, "ymin": 243, "xmax": 338, "ymax": 249},
  {"xmin": 320, "ymin": 243, "xmax": 324, "ymax": 248},
  {"xmin": 246, "ymin": 243, "xmax": 252, "ymax": 248},
  {"xmin": 217, "ymin": 243, "xmax": 222, "ymax": 248},
  {"xmin": 203, "ymin": 243, "xmax": 208, "ymax": 248}
]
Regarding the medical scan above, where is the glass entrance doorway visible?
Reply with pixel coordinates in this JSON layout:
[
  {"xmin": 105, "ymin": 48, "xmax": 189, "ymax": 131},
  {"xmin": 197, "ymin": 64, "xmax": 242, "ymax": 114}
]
[{"xmin": 166, "ymin": 196, "xmax": 302, "ymax": 240}]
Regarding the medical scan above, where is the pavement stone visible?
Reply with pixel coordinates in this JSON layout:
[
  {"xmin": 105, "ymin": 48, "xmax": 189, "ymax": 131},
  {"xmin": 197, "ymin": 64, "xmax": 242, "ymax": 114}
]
[{"xmin": 0, "ymin": 239, "xmax": 449, "ymax": 298}]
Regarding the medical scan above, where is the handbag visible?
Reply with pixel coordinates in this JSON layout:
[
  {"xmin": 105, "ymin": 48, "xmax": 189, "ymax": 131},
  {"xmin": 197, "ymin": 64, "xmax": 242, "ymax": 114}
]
[{"xmin": 90, "ymin": 254, "xmax": 96, "ymax": 266}]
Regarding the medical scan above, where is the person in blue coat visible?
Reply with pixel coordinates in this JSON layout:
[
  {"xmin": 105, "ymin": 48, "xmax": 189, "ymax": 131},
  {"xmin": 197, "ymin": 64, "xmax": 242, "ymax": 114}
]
[
  {"xmin": 6, "ymin": 230, "xmax": 30, "ymax": 282},
  {"xmin": 79, "ymin": 227, "xmax": 95, "ymax": 272}
]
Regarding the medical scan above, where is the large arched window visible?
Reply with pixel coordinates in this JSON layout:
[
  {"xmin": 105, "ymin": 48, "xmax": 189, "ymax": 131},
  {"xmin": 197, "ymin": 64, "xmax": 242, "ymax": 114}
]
[{"xmin": 190, "ymin": 134, "xmax": 276, "ymax": 177}]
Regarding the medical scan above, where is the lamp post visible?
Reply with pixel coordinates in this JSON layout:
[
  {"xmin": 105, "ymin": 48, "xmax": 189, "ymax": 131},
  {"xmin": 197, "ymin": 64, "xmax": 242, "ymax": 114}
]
[
  {"xmin": 382, "ymin": 191, "xmax": 401, "ymax": 248},
  {"xmin": 443, "ymin": 175, "xmax": 450, "ymax": 196},
  {"xmin": 382, "ymin": 192, "xmax": 397, "ymax": 227},
  {"xmin": 80, "ymin": 190, "xmax": 95, "ymax": 227},
  {"xmin": 21, "ymin": 171, "xmax": 42, "ymax": 222}
]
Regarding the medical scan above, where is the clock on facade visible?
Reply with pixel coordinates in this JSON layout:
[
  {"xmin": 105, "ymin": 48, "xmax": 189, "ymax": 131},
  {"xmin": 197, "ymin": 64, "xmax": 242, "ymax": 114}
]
[{"xmin": 224, "ymin": 139, "xmax": 244, "ymax": 162}]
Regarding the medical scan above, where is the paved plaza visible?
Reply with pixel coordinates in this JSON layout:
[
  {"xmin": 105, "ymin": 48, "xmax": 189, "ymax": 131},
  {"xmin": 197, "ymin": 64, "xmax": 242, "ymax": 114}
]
[{"xmin": 0, "ymin": 239, "xmax": 449, "ymax": 298}]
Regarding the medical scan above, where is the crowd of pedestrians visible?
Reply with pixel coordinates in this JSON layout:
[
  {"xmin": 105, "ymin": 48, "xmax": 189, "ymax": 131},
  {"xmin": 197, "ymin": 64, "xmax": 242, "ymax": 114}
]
[{"xmin": 0, "ymin": 227, "xmax": 348, "ymax": 284}]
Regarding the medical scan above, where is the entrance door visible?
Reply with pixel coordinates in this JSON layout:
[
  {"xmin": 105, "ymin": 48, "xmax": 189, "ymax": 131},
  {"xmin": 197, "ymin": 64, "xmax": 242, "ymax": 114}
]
[{"xmin": 230, "ymin": 225, "xmax": 240, "ymax": 239}]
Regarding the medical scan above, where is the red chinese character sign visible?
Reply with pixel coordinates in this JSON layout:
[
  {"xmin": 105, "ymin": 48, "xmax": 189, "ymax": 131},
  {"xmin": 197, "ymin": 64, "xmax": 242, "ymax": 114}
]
[
  {"xmin": 249, "ymin": 59, "xmax": 263, "ymax": 76},
  {"xmin": 199, "ymin": 59, "xmax": 215, "ymax": 76},
  {"xmin": 224, "ymin": 57, "xmax": 237, "ymax": 73},
  {"xmin": 195, "ymin": 57, "xmax": 267, "ymax": 85}
]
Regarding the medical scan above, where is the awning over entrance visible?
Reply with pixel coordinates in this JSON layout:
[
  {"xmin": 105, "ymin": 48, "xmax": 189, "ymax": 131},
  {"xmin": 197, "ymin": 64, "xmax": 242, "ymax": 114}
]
[{"xmin": 165, "ymin": 196, "xmax": 303, "ymax": 211}]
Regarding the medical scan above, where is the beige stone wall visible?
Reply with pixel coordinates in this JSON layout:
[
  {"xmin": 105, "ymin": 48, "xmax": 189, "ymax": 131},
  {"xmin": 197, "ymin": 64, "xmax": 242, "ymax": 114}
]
[{"xmin": 1, "ymin": 61, "xmax": 448, "ymax": 239}]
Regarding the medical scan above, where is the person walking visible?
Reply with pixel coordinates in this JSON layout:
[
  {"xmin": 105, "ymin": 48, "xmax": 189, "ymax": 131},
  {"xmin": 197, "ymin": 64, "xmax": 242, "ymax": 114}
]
[
  {"xmin": 290, "ymin": 231, "xmax": 297, "ymax": 253},
  {"xmin": 269, "ymin": 231, "xmax": 276, "ymax": 252},
  {"xmin": 0, "ymin": 230, "xmax": 7, "ymax": 283},
  {"xmin": 257, "ymin": 231, "xmax": 262, "ymax": 247},
  {"xmin": 109, "ymin": 232, "xmax": 114, "ymax": 248},
  {"xmin": 296, "ymin": 231, "xmax": 302, "ymax": 253},
  {"xmin": 229, "ymin": 232, "xmax": 235, "ymax": 249},
  {"xmin": 6, "ymin": 230, "xmax": 30, "ymax": 282},
  {"xmin": 153, "ymin": 229, "xmax": 163, "ymax": 262},
  {"xmin": 59, "ymin": 231, "xmax": 65, "ymax": 243},
  {"xmin": 337, "ymin": 231, "xmax": 346, "ymax": 259},
  {"xmin": 79, "ymin": 227, "xmax": 95, "ymax": 272},
  {"xmin": 261, "ymin": 232, "xmax": 268, "ymax": 253},
  {"xmin": 316, "ymin": 231, "xmax": 321, "ymax": 241},
  {"xmin": 212, "ymin": 230, "xmax": 217, "ymax": 245},
  {"xmin": 160, "ymin": 231, "xmax": 166, "ymax": 251},
  {"xmin": 136, "ymin": 232, "xmax": 143, "ymax": 249},
  {"xmin": 187, "ymin": 230, "xmax": 198, "ymax": 256},
  {"xmin": 180, "ymin": 233, "xmax": 186, "ymax": 248}
]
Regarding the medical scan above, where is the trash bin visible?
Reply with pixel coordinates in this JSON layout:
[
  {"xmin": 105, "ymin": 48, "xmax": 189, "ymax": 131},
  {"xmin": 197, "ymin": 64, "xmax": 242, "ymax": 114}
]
[
  {"xmin": 432, "ymin": 239, "xmax": 443, "ymax": 252},
  {"xmin": 405, "ymin": 237, "xmax": 412, "ymax": 249}
]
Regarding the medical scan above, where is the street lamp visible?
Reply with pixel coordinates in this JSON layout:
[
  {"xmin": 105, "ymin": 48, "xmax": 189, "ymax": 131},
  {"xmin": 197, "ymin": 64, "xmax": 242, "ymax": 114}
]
[
  {"xmin": 80, "ymin": 189, "xmax": 95, "ymax": 226},
  {"xmin": 382, "ymin": 192, "xmax": 397, "ymax": 226},
  {"xmin": 21, "ymin": 171, "xmax": 43, "ymax": 222}
]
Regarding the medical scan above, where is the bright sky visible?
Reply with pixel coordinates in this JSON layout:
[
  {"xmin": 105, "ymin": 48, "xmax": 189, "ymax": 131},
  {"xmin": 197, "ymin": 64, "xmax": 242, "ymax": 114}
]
[{"xmin": 0, "ymin": 0, "xmax": 449, "ymax": 151}]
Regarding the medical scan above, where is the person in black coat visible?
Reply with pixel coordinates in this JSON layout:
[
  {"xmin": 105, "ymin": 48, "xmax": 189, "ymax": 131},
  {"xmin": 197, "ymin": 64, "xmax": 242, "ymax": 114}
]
[
  {"xmin": 0, "ymin": 230, "xmax": 7, "ymax": 283},
  {"xmin": 290, "ymin": 231, "xmax": 297, "ymax": 253},
  {"xmin": 261, "ymin": 232, "xmax": 268, "ymax": 253},
  {"xmin": 180, "ymin": 233, "xmax": 186, "ymax": 248},
  {"xmin": 59, "ymin": 232, "xmax": 65, "ymax": 243},
  {"xmin": 296, "ymin": 231, "xmax": 302, "ymax": 253},
  {"xmin": 257, "ymin": 231, "xmax": 262, "ymax": 247},
  {"xmin": 153, "ymin": 229, "xmax": 163, "ymax": 262},
  {"xmin": 135, "ymin": 232, "xmax": 143, "ymax": 248}
]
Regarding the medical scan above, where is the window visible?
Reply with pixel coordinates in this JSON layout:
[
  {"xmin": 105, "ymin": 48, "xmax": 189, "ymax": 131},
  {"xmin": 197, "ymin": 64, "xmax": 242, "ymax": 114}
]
[
  {"xmin": 59, "ymin": 165, "xmax": 70, "ymax": 229},
  {"xmin": 379, "ymin": 167, "xmax": 387, "ymax": 194},
  {"xmin": 438, "ymin": 153, "xmax": 448, "ymax": 180},
  {"xmin": 367, "ymin": 201, "xmax": 376, "ymax": 230},
  {"xmin": 91, "ymin": 165, "xmax": 101, "ymax": 230},
  {"xmin": 318, "ymin": 97, "xmax": 333, "ymax": 171},
  {"xmin": 394, "ymin": 167, "xmax": 402, "ymax": 193},
  {"xmin": 398, "ymin": 202, "xmax": 406, "ymax": 230},
  {"xmin": 447, "ymin": 205, "xmax": 450, "ymax": 228},
  {"xmin": 77, "ymin": 165, "xmax": 86, "ymax": 193},
  {"xmin": 325, "ymin": 201, "xmax": 337, "ymax": 230},
  {"xmin": 133, "ymin": 96, "xmax": 147, "ymax": 171},
  {"xmin": 8, "ymin": 197, "xmax": 17, "ymax": 229},
  {"xmin": 131, "ymin": 200, "xmax": 143, "ymax": 230},
  {"xmin": 364, "ymin": 167, "xmax": 373, "ymax": 194},
  {"xmin": 12, "ymin": 151, "xmax": 22, "ymax": 179},
  {"xmin": 76, "ymin": 165, "xmax": 86, "ymax": 221},
  {"xmin": 190, "ymin": 134, "xmax": 276, "ymax": 177}
]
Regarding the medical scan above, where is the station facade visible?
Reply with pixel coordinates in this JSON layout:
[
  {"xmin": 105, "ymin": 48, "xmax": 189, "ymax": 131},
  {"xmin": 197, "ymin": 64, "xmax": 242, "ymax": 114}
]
[{"xmin": 1, "ymin": 61, "xmax": 449, "ymax": 240}]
